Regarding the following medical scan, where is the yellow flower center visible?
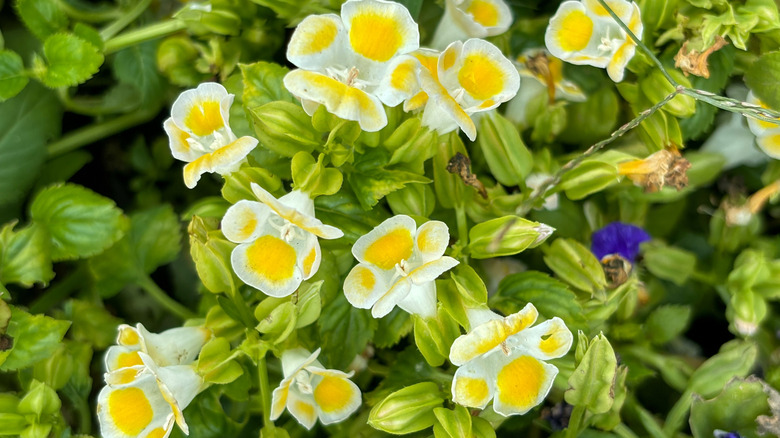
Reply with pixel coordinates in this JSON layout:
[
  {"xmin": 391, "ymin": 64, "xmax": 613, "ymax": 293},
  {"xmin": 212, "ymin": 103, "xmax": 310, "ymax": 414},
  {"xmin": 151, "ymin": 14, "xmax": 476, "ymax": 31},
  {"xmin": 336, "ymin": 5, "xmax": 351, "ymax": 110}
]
[
  {"xmin": 184, "ymin": 100, "xmax": 224, "ymax": 137},
  {"xmin": 108, "ymin": 387, "xmax": 154, "ymax": 435},
  {"xmin": 363, "ymin": 227, "xmax": 414, "ymax": 270},
  {"xmin": 496, "ymin": 356, "xmax": 545, "ymax": 409},
  {"xmin": 557, "ymin": 10, "xmax": 593, "ymax": 52},
  {"xmin": 466, "ymin": 0, "xmax": 499, "ymax": 27},
  {"xmin": 458, "ymin": 53, "xmax": 505, "ymax": 100},
  {"xmin": 247, "ymin": 235, "xmax": 297, "ymax": 283},
  {"xmin": 349, "ymin": 12, "xmax": 402, "ymax": 62},
  {"xmin": 314, "ymin": 376, "xmax": 353, "ymax": 412}
]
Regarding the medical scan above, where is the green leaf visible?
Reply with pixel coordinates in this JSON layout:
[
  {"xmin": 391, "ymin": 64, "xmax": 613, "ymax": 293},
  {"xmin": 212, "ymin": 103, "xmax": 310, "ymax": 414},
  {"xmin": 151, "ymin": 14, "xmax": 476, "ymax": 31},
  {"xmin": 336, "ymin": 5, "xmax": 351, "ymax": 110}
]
[
  {"xmin": 14, "ymin": 0, "xmax": 68, "ymax": 40},
  {"xmin": 36, "ymin": 33, "xmax": 103, "ymax": 88},
  {"xmin": 642, "ymin": 241, "xmax": 697, "ymax": 285},
  {"xmin": 348, "ymin": 168, "xmax": 431, "ymax": 210},
  {"xmin": 688, "ymin": 341, "xmax": 758, "ymax": 398},
  {"xmin": 0, "ymin": 50, "xmax": 28, "ymax": 101},
  {"xmin": 644, "ymin": 305, "xmax": 691, "ymax": 345},
  {"xmin": 314, "ymin": 192, "xmax": 386, "ymax": 243},
  {"xmin": 543, "ymin": 238, "xmax": 607, "ymax": 298},
  {"xmin": 564, "ymin": 333, "xmax": 618, "ymax": 414},
  {"xmin": 72, "ymin": 22, "xmax": 103, "ymax": 50},
  {"xmin": 690, "ymin": 377, "xmax": 774, "ymax": 438},
  {"xmin": 240, "ymin": 61, "xmax": 294, "ymax": 110},
  {"xmin": 373, "ymin": 307, "xmax": 412, "ymax": 348},
  {"xmin": 317, "ymin": 293, "xmax": 376, "ymax": 369},
  {"xmin": 62, "ymin": 299, "xmax": 121, "ymax": 350},
  {"xmin": 0, "ymin": 222, "xmax": 53, "ymax": 287},
  {"xmin": 113, "ymin": 41, "xmax": 164, "ymax": 105},
  {"xmin": 746, "ymin": 51, "xmax": 780, "ymax": 110},
  {"xmin": 0, "ymin": 307, "xmax": 70, "ymax": 371},
  {"xmin": 197, "ymin": 337, "xmax": 243, "ymax": 385},
  {"xmin": 89, "ymin": 205, "xmax": 181, "ymax": 297},
  {"xmin": 30, "ymin": 183, "xmax": 127, "ymax": 261},
  {"xmin": 491, "ymin": 271, "xmax": 586, "ymax": 331},
  {"xmin": 413, "ymin": 308, "xmax": 460, "ymax": 367},
  {"xmin": 0, "ymin": 83, "xmax": 61, "ymax": 210}
]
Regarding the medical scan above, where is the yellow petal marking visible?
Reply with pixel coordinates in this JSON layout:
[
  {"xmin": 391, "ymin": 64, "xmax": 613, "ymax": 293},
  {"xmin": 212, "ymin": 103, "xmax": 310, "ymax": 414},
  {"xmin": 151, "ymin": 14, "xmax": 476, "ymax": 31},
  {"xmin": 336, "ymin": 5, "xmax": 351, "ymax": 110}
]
[
  {"xmin": 478, "ymin": 99, "xmax": 496, "ymax": 109},
  {"xmin": 109, "ymin": 387, "xmax": 154, "ymax": 435},
  {"xmin": 357, "ymin": 266, "xmax": 376, "ymax": 293},
  {"xmin": 458, "ymin": 53, "xmax": 505, "ymax": 101},
  {"xmin": 414, "ymin": 53, "xmax": 439, "ymax": 79},
  {"xmin": 760, "ymin": 133, "xmax": 780, "ymax": 156},
  {"xmin": 349, "ymin": 12, "xmax": 403, "ymax": 62},
  {"xmin": 240, "ymin": 216, "xmax": 258, "ymax": 241},
  {"xmin": 442, "ymin": 49, "xmax": 457, "ymax": 71},
  {"xmin": 299, "ymin": 17, "xmax": 339, "ymax": 55},
  {"xmin": 466, "ymin": 0, "xmax": 499, "ymax": 27},
  {"xmin": 184, "ymin": 100, "xmax": 224, "ymax": 136},
  {"xmin": 303, "ymin": 247, "xmax": 317, "ymax": 277},
  {"xmin": 455, "ymin": 376, "xmax": 489, "ymax": 406},
  {"xmin": 363, "ymin": 227, "xmax": 414, "ymax": 270},
  {"xmin": 391, "ymin": 61, "xmax": 416, "ymax": 92},
  {"xmin": 114, "ymin": 368, "xmax": 139, "ymax": 385},
  {"xmin": 314, "ymin": 376, "xmax": 354, "ymax": 412},
  {"xmin": 118, "ymin": 327, "xmax": 140, "ymax": 346},
  {"xmin": 146, "ymin": 428, "xmax": 167, "ymax": 438},
  {"xmin": 117, "ymin": 351, "xmax": 144, "ymax": 369},
  {"xmin": 540, "ymin": 335, "xmax": 564, "ymax": 355},
  {"xmin": 247, "ymin": 235, "xmax": 297, "ymax": 283},
  {"xmin": 556, "ymin": 10, "xmax": 593, "ymax": 52},
  {"xmin": 296, "ymin": 400, "xmax": 315, "ymax": 417},
  {"xmin": 753, "ymin": 99, "xmax": 780, "ymax": 131},
  {"xmin": 307, "ymin": 73, "xmax": 379, "ymax": 114},
  {"xmin": 416, "ymin": 226, "xmax": 436, "ymax": 254},
  {"xmin": 496, "ymin": 355, "xmax": 545, "ymax": 409}
]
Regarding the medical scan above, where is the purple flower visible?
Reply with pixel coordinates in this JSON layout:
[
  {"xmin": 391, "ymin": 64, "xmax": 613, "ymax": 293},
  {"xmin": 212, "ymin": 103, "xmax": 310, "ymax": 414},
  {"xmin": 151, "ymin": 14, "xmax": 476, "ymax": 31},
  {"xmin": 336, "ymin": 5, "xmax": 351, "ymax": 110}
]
[{"xmin": 591, "ymin": 222, "xmax": 651, "ymax": 263}]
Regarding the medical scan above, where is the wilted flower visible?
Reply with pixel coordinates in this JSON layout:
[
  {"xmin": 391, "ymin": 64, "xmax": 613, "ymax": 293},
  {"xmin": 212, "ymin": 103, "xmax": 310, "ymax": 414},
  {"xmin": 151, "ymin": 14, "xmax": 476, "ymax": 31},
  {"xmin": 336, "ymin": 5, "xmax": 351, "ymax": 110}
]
[
  {"xmin": 221, "ymin": 183, "xmax": 343, "ymax": 297},
  {"xmin": 745, "ymin": 92, "xmax": 780, "ymax": 159},
  {"xmin": 343, "ymin": 215, "xmax": 459, "ymax": 318},
  {"xmin": 271, "ymin": 348, "xmax": 361, "ymax": 430},
  {"xmin": 449, "ymin": 304, "xmax": 573, "ymax": 416},
  {"xmin": 545, "ymin": 0, "xmax": 643, "ymax": 82},
  {"xmin": 164, "ymin": 82, "xmax": 259, "ymax": 188},
  {"xmin": 431, "ymin": 0, "xmax": 512, "ymax": 49},
  {"xmin": 283, "ymin": 0, "xmax": 420, "ymax": 132},
  {"xmin": 617, "ymin": 147, "xmax": 691, "ymax": 193},
  {"xmin": 98, "ymin": 324, "xmax": 211, "ymax": 437}
]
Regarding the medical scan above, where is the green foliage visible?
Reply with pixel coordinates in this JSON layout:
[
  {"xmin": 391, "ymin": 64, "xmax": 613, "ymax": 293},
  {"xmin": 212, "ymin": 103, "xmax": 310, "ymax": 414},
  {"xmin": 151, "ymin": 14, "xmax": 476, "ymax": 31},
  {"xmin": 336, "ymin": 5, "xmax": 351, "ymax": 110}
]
[
  {"xmin": 689, "ymin": 377, "xmax": 776, "ymax": 438},
  {"xmin": 317, "ymin": 294, "xmax": 376, "ymax": 369},
  {"xmin": 0, "ymin": 50, "xmax": 28, "ymax": 102},
  {"xmin": 0, "ymin": 222, "xmax": 53, "ymax": 287},
  {"xmin": 369, "ymin": 382, "xmax": 444, "ymax": 434},
  {"xmin": 0, "ymin": 307, "xmax": 70, "ymax": 371},
  {"xmin": 34, "ymin": 33, "xmax": 103, "ymax": 88},
  {"xmin": 565, "ymin": 333, "xmax": 618, "ymax": 414}
]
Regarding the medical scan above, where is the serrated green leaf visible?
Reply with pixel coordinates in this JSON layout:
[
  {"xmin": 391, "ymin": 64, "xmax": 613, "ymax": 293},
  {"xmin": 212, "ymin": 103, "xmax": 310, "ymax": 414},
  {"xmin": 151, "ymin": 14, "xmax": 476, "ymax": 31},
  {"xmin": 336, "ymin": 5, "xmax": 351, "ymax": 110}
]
[
  {"xmin": 688, "ymin": 341, "xmax": 758, "ymax": 398},
  {"xmin": 491, "ymin": 271, "xmax": 586, "ymax": 331},
  {"xmin": 564, "ymin": 332, "xmax": 617, "ymax": 413},
  {"xmin": 62, "ymin": 299, "xmax": 121, "ymax": 350},
  {"xmin": 746, "ymin": 51, "xmax": 780, "ymax": 110},
  {"xmin": 644, "ymin": 304, "xmax": 692, "ymax": 345},
  {"xmin": 690, "ymin": 377, "xmax": 773, "ymax": 438},
  {"xmin": 0, "ymin": 307, "xmax": 70, "ymax": 371},
  {"xmin": 0, "ymin": 83, "xmax": 61, "ymax": 211},
  {"xmin": 113, "ymin": 41, "xmax": 163, "ymax": 105},
  {"xmin": 30, "ymin": 183, "xmax": 127, "ymax": 261},
  {"xmin": 314, "ymin": 192, "xmax": 386, "ymax": 243},
  {"xmin": 318, "ymin": 293, "xmax": 376, "ymax": 369},
  {"xmin": 0, "ymin": 50, "xmax": 28, "ymax": 102},
  {"xmin": 373, "ymin": 307, "xmax": 412, "ymax": 348},
  {"xmin": 348, "ymin": 169, "xmax": 431, "ymax": 210},
  {"xmin": 0, "ymin": 222, "xmax": 53, "ymax": 287},
  {"xmin": 14, "ymin": 0, "xmax": 68, "ymax": 40},
  {"xmin": 240, "ymin": 61, "xmax": 294, "ymax": 110},
  {"xmin": 642, "ymin": 241, "xmax": 696, "ymax": 285},
  {"xmin": 37, "ymin": 33, "xmax": 103, "ymax": 87}
]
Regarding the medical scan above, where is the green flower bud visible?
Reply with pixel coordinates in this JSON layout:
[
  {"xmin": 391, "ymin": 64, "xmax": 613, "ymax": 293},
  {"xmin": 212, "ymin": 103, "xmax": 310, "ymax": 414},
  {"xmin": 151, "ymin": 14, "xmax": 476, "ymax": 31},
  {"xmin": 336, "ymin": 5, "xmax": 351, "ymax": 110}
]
[
  {"xmin": 386, "ymin": 184, "xmax": 436, "ymax": 218},
  {"xmin": 565, "ymin": 333, "xmax": 617, "ymax": 414},
  {"xmin": 468, "ymin": 215, "xmax": 553, "ymax": 259},
  {"xmin": 254, "ymin": 299, "xmax": 296, "ymax": 344},
  {"xmin": 640, "ymin": 69, "xmax": 696, "ymax": 118},
  {"xmin": 433, "ymin": 132, "xmax": 467, "ymax": 209},
  {"xmin": 727, "ymin": 288, "xmax": 766, "ymax": 337},
  {"xmin": 368, "ymin": 382, "xmax": 444, "ymax": 434},
  {"xmin": 32, "ymin": 344, "xmax": 73, "ymax": 390},
  {"xmin": 249, "ymin": 101, "xmax": 321, "ymax": 158},
  {"xmin": 0, "ymin": 413, "xmax": 26, "ymax": 435},
  {"xmin": 18, "ymin": 380, "xmax": 60, "ymax": 418},
  {"xmin": 433, "ymin": 406, "xmax": 471, "ymax": 438},
  {"xmin": 412, "ymin": 307, "xmax": 460, "ymax": 367},
  {"xmin": 189, "ymin": 216, "xmax": 239, "ymax": 295},
  {"xmin": 156, "ymin": 36, "xmax": 206, "ymax": 87},
  {"xmin": 543, "ymin": 238, "xmax": 607, "ymax": 298},
  {"xmin": 384, "ymin": 118, "xmax": 438, "ymax": 170},
  {"xmin": 642, "ymin": 241, "xmax": 696, "ymax": 286},
  {"xmin": 21, "ymin": 423, "xmax": 51, "ymax": 438},
  {"xmin": 197, "ymin": 337, "xmax": 243, "ymax": 385},
  {"xmin": 477, "ymin": 111, "xmax": 533, "ymax": 186},
  {"xmin": 291, "ymin": 152, "xmax": 343, "ymax": 198},
  {"xmin": 176, "ymin": 6, "xmax": 242, "ymax": 36}
]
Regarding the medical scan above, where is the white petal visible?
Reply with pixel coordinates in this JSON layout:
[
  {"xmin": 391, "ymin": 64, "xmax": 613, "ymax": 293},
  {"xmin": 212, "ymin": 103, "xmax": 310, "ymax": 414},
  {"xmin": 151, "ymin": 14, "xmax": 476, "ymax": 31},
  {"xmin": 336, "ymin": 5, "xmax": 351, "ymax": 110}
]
[
  {"xmin": 372, "ymin": 278, "xmax": 411, "ymax": 318},
  {"xmin": 341, "ymin": 0, "xmax": 420, "ymax": 63},
  {"xmin": 352, "ymin": 215, "xmax": 417, "ymax": 270},
  {"xmin": 505, "ymin": 317, "xmax": 573, "ymax": 360},
  {"xmin": 97, "ymin": 372, "xmax": 176, "ymax": 438},
  {"xmin": 309, "ymin": 367, "xmax": 362, "ymax": 424},
  {"xmin": 451, "ymin": 357, "xmax": 496, "ymax": 409},
  {"xmin": 396, "ymin": 281, "xmax": 437, "ymax": 319},
  {"xmin": 409, "ymin": 256, "xmax": 459, "ymax": 285},
  {"xmin": 343, "ymin": 263, "xmax": 390, "ymax": 310},
  {"xmin": 136, "ymin": 324, "xmax": 212, "ymax": 367},
  {"xmin": 287, "ymin": 14, "xmax": 348, "ymax": 70},
  {"xmin": 415, "ymin": 220, "xmax": 451, "ymax": 263},
  {"xmin": 221, "ymin": 200, "xmax": 271, "ymax": 244}
]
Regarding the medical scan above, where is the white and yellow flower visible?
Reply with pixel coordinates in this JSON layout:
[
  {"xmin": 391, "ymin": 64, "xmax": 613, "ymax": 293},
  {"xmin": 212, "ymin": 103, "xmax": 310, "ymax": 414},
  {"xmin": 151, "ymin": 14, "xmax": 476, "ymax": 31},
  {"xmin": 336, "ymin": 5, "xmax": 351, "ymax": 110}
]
[
  {"xmin": 545, "ymin": 0, "xmax": 643, "ymax": 82},
  {"xmin": 343, "ymin": 215, "xmax": 459, "ymax": 318},
  {"xmin": 746, "ymin": 92, "xmax": 780, "ymax": 159},
  {"xmin": 431, "ymin": 0, "xmax": 512, "ymax": 49},
  {"xmin": 449, "ymin": 303, "xmax": 572, "ymax": 416},
  {"xmin": 221, "ymin": 184, "xmax": 343, "ymax": 297},
  {"xmin": 391, "ymin": 39, "xmax": 520, "ymax": 141},
  {"xmin": 283, "ymin": 0, "xmax": 420, "ymax": 132},
  {"xmin": 164, "ymin": 83, "xmax": 259, "ymax": 189},
  {"xmin": 98, "ymin": 325, "xmax": 211, "ymax": 438},
  {"xmin": 271, "ymin": 348, "xmax": 361, "ymax": 430}
]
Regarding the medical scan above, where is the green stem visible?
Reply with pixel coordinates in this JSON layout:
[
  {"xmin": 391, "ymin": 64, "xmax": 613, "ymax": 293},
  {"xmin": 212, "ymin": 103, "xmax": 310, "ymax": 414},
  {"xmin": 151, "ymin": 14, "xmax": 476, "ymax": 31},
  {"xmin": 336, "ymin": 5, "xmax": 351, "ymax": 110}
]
[
  {"xmin": 595, "ymin": 0, "xmax": 677, "ymax": 87},
  {"xmin": 46, "ymin": 105, "xmax": 160, "ymax": 158},
  {"xmin": 55, "ymin": 0, "xmax": 120, "ymax": 23},
  {"xmin": 625, "ymin": 396, "xmax": 667, "ymax": 438},
  {"xmin": 100, "ymin": 0, "xmax": 153, "ymax": 40},
  {"xmin": 455, "ymin": 202, "xmax": 468, "ymax": 247},
  {"xmin": 137, "ymin": 275, "xmax": 196, "ymax": 320},
  {"xmin": 28, "ymin": 265, "xmax": 88, "ymax": 314},
  {"xmin": 614, "ymin": 423, "xmax": 641, "ymax": 438},
  {"xmin": 258, "ymin": 354, "xmax": 274, "ymax": 432},
  {"xmin": 565, "ymin": 405, "xmax": 587, "ymax": 438},
  {"xmin": 517, "ymin": 89, "xmax": 680, "ymax": 215},
  {"xmin": 663, "ymin": 388, "xmax": 693, "ymax": 436},
  {"xmin": 103, "ymin": 19, "xmax": 187, "ymax": 55}
]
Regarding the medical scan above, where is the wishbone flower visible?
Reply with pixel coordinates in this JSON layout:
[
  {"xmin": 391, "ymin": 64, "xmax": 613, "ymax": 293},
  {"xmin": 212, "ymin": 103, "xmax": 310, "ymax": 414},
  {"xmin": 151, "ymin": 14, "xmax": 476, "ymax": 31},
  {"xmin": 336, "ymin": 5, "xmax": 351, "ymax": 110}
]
[
  {"xmin": 164, "ymin": 82, "xmax": 259, "ymax": 189},
  {"xmin": 392, "ymin": 39, "xmax": 520, "ymax": 141},
  {"xmin": 449, "ymin": 303, "xmax": 573, "ymax": 416},
  {"xmin": 545, "ymin": 0, "xmax": 643, "ymax": 82},
  {"xmin": 431, "ymin": 0, "xmax": 513, "ymax": 49},
  {"xmin": 221, "ymin": 184, "xmax": 343, "ymax": 297},
  {"xmin": 98, "ymin": 325, "xmax": 211, "ymax": 438},
  {"xmin": 283, "ymin": 0, "xmax": 420, "ymax": 132},
  {"xmin": 343, "ymin": 215, "xmax": 459, "ymax": 319},
  {"xmin": 745, "ymin": 92, "xmax": 780, "ymax": 159},
  {"xmin": 271, "ymin": 348, "xmax": 362, "ymax": 430}
]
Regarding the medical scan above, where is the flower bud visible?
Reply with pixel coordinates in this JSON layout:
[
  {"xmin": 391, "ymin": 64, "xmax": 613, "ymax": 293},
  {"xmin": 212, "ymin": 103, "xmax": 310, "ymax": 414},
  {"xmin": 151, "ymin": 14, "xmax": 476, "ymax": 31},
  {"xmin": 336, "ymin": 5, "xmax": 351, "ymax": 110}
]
[
  {"xmin": 640, "ymin": 69, "xmax": 696, "ymax": 118},
  {"xmin": 189, "ymin": 216, "xmax": 239, "ymax": 295},
  {"xmin": 386, "ymin": 184, "xmax": 436, "ymax": 218},
  {"xmin": 21, "ymin": 423, "xmax": 51, "ymax": 438},
  {"xmin": 249, "ymin": 101, "xmax": 321, "ymax": 158},
  {"xmin": 468, "ymin": 216, "xmax": 553, "ymax": 259},
  {"xmin": 18, "ymin": 380, "xmax": 60, "ymax": 418},
  {"xmin": 368, "ymin": 382, "xmax": 444, "ymax": 434},
  {"xmin": 156, "ymin": 36, "xmax": 206, "ymax": 87},
  {"xmin": 176, "ymin": 5, "xmax": 242, "ymax": 36},
  {"xmin": 412, "ymin": 308, "xmax": 461, "ymax": 367},
  {"xmin": 477, "ymin": 111, "xmax": 533, "ymax": 186}
]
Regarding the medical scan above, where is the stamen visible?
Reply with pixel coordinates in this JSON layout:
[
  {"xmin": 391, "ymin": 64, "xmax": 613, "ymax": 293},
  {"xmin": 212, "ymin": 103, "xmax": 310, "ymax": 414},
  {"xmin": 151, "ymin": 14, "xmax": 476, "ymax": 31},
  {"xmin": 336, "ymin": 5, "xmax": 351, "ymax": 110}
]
[
  {"xmin": 293, "ymin": 371, "xmax": 313, "ymax": 394},
  {"xmin": 345, "ymin": 67, "xmax": 360, "ymax": 87}
]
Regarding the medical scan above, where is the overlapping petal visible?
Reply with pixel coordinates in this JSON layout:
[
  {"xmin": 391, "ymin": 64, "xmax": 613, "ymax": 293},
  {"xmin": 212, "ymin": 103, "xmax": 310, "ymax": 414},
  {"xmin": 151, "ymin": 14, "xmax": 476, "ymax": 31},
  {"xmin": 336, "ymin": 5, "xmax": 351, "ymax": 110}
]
[
  {"xmin": 98, "ymin": 371, "xmax": 177, "ymax": 438},
  {"xmin": 432, "ymin": 0, "xmax": 512, "ymax": 49},
  {"xmin": 746, "ymin": 92, "xmax": 780, "ymax": 159}
]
